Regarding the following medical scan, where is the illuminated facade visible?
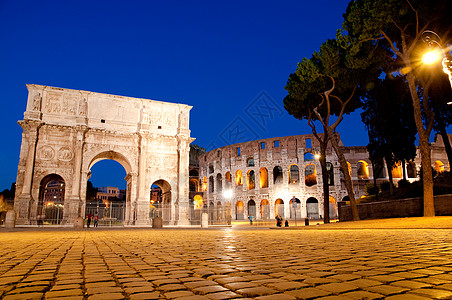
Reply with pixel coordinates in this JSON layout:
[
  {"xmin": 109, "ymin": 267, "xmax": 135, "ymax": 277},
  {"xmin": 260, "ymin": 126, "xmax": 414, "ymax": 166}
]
[{"xmin": 198, "ymin": 134, "xmax": 451, "ymax": 221}]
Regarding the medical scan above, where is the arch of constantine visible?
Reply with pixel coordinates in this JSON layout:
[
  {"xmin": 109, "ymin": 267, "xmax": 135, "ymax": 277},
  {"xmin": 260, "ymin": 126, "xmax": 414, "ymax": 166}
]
[{"xmin": 14, "ymin": 84, "xmax": 193, "ymax": 226}]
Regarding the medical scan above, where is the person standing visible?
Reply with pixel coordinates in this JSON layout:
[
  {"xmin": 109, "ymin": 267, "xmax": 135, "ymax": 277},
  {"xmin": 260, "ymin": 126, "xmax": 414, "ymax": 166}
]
[
  {"xmin": 94, "ymin": 215, "xmax": 98, "ymax": 227},
  {"xmin": 87, "ymin": 214, "xmax": 92, "ymax": 228}
]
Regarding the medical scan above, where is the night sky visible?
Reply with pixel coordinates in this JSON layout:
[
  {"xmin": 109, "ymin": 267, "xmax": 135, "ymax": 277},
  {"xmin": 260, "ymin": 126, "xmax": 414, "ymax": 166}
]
[{"xmin": 1, "ymin": 0, "xmax": 448, "ymax": 191}]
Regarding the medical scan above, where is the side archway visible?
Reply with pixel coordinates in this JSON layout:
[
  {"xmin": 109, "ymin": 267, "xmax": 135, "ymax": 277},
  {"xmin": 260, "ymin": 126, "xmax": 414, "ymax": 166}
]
[
  {"xmin": 306, "ymin": 197, "xmax": 319, "ymax": 219},
  {"xmin": 150, "ymin": 179, "xmax": 172, "ymax": 225},
  {"xmin": 38, "ymin": 174, "xmax": 66, "ymax": 225}
]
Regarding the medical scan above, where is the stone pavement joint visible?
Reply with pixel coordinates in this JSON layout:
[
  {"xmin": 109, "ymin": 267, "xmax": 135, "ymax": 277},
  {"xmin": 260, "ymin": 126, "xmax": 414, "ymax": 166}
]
[{"xmin": 0, "ymin": 222, "xmax": 452, "ymax": 299}]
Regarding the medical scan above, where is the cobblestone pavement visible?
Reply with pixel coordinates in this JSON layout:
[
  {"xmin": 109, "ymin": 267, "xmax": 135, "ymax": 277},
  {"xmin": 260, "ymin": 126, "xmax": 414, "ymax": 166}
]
[{"xmin": 1, "ymin": 227, "xmax": 452, "ymax": 299}]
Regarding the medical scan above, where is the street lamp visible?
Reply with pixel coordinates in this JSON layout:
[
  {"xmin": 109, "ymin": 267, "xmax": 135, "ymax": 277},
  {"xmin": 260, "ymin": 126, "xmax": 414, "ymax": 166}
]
[{"xmin": 421, "ymin": 30, "xmax": 452, "ymax": 104}]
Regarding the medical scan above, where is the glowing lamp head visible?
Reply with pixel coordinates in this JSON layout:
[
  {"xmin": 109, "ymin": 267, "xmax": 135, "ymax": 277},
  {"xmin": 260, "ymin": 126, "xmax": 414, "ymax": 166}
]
[
  {"xmin": 223, "ymin": 189, "xmax": 233, "ymax": 199},
  {"xmin": 422, "ymin": 49, "xmax": 442, "ymax": 65},
  {"xmin": 314, "ymin": 154, "xmax": 320, "ymax": 159}
]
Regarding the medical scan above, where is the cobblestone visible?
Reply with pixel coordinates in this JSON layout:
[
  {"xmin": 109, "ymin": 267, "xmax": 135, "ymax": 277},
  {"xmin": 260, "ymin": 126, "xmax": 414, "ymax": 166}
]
[{"xmin": 0, "ymin": 224, "xmax": 451, "ymax": 299}]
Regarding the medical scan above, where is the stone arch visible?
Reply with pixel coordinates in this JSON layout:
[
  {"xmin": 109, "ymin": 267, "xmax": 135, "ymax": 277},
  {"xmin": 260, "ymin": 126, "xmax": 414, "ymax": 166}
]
[
  {"xmin": 38, "ymin": 174, "xmax": 66, "ymax": 225},
  {"xmin": 151, "ymin": 179, "xmax": 172, "ymax": 224},
  {"xmin": 225, "ymin": 171, "xmax": 232, "ymax": 189},
  {"xmin": 235, "ymin": 170, "xmax": 243, "ymax": 186},
  {"xmin": 304, "ymin": 152, "xmax": 315, "ymax": 161},
  {"xmin": 236, "ymin": 201, "xmax": 244, "ymax": 220},
  {"xmin": 329, "ymin": 196, "xmax": 337, "ymax": 220},
  {"xmin": 342, "ymin": 196, "xmax": 350, "ymax": 202},
  {"xmin": 216, "ymin": 173, "xmax": 223, "ymax": 192},
  {"xmin": 273, "ymin": 166, "xmax": 283, "ymax": 184},
  {"xmin": 189, "ymin": 178, "xmax": 199, "ymax": 192},
  {"xmin": 247, "ymin": 157, "xmax": 255, "ymax": 167},
  {"xmin": 288, "ymin": 164, "xmax": 299, "ymax": 184},
  {"xmin": 202, "ymin": 176, "xmax": 207, "ymax": 191},
  {"xmin": 247, "ymin": 170, "xmax": 255, "ymax": 190},
  {"xmin": 259, "ymin": 167, "xmax": 268, "ymax": 188},
  {"xmin": 209, "ymin": 176, "xmax": 214, "ymax": 193},
  {"xmin": 275, "ymin": 198, "xmax": 284, "ymax": 218},
  {"xmin": 407, "ymin": 161, "xmax": 417, "ymax": 178},
  {"xmin": 391, "ymin": 162, "xmax": 403, "ymax": 178},
  {"xmin": 357, "ymin": 160, "xmax": 369, "ymax": 179},
  {"xmin": 289, "ymin": 197, "xmax": 301, "ymax": 219},
  {"xmin": 306, "ymin": 197, "xmax": 319, "ymax": 219},
  {"xmin": 87, "ymin": 150, "xmax": 133, "ymax": 175},
  {"xmin": 260, "ymin": 199, "xmax": 270, "ymax": 220},
  {"xmin": 434, "ymin": 160, "xmax": 445, "ymax": 173},
  {"xmin": 189, "ymin": 169, "xmax": 199, "ymax": 177},
  {"xmin": 193, "ymin": 194, "xmax": 203, "ymax": 210},
  {"xmin": 248, "ymin": 200, "xmax": 256, "ymax": 218},
  {"xmin": 305, "ymin": 164, "xmax": 317, "ymax": 186}
]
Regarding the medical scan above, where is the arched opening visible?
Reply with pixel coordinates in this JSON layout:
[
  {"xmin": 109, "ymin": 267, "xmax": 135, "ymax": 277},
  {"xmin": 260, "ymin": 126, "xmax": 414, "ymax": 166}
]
[
  {"xmin": 193, "ymin": 194, "xmax": 203, "ymax": 210},
  {"xmin": 329, "ymin": 196, "xmax": 337, "ymax": 220},
  {"xmin": 150, "ymin": 179, "xmax": 172, "ymax": 224},
  {"xmin": 288, "ymin": 165, "xmax": 300, "ymax": 184},
  {"xmin": 236, "ymin": 201, "xmax": 244, "ymax": 220},
  {"xmin": 235, "ymin": 170, "xmax": 243, "ymax": 186},
  {"xmin": 86, "ymin": 158, "xmax": 127, "ymax": 226},
  {"xmin": 190, "ymin": 194, "xmax": 203, "ymax": 224},
  {"xmin": 289, "ymin": 197, "xmax": 301, "ymax": 219},
  {"xmin": 305, "ymin": 164, "xmax": 317, "ymax": 186},
  {"xmin": 407, "ymin": 161, "xmax": 417, "ymax": 178},
  {"xmin": 260, "ymin": 199, "xmax": 270, "ymax": 220},
  {"xmin": 248, "ymin": 200, "xmax": 256, "ymax": 218},
  {"xmin": 208, "ymin": 164, "xmax": 214, "ymax": 173},
  {"xmin": 342, "ymin": 196, "xmax": 350, "ymax": 202},
  {"xmin": 38, "ymin": 174, "xmax": 65, "ymax": 225},
  {"xmin": 189, "ymin": 169, "xmax": 199, "ymax": 177},
  {"xmin": 306, "ymin": 197, "xmax": 319, "ymax": 219},
  {"xmin": 391, "ymin": 162, "xmax": 403, "ymax": 178},
  {"xmin": 273, "ymin": 166, "xmax": 283, "ymax": 184},
  {"xmin": 357, "ymin": 161, "xmax": 369, "ymax": 179},
  {"xmin": 259, "ymin": 167, "xmax": 268, "ymax": 188},
  {"xmin": 216, "ymin": 173, "xmax": 223, "ymax": 192},
  {"xmin": 326, "ymin": 162, "xmax": 334, "ymax": 185},
  {"xmin": 209, "ymin": 176, "xmax": 214, "ymax": 193},
  {"xmin": 225, "ymin": 171, "xmax": 232, "ymax": 189},
  {"xmin": 202, "ymin": 176, "xmax": 207, "ymax": 191},
  {"xmin": 189, "ymin": 178, "xmax": 199, "ymax": 192},
  {"xmin": 434, "ymin": 160, "xmax": 445, "ymax": 173},
  {"xmin": 304, "ymin": 152, "xmax": 315, "ymax": 161},
  {"xmin": 275, "ymin": 198, "xmax": 284, "ymax": 218},
  {"xmin": 247, "ymin": 170, "xmax": 255, "ymax": 190},
  {"xmin": 247, "ymin": 157, "xmax": 255, "ymax": 167}
]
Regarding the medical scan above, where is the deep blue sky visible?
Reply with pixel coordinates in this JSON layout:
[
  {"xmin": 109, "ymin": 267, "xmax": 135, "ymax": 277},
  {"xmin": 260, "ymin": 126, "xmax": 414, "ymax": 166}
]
[{"xmin": 1, "ymin": 0, "xmax": 448, "ymax": 190}]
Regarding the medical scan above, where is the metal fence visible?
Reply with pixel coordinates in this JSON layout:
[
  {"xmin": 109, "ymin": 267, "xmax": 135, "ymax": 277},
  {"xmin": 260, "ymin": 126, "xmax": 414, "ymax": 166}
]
[{"xmin": 85, "ymin": 203, "xmax": 125, "ymax": 226}]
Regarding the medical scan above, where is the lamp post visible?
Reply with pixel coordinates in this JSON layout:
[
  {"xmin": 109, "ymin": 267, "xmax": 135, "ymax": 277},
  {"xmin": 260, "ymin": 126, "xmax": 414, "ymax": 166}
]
[{"xmin": 421, "ymin": 30, "xmax": 452, "ymax": 104}]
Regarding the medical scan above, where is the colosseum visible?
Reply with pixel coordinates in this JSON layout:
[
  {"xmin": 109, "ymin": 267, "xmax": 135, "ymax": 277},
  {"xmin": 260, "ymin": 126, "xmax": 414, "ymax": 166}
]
[{"xmin": 195, "ymin": 133, "xmax": 451, "ymax": 223}]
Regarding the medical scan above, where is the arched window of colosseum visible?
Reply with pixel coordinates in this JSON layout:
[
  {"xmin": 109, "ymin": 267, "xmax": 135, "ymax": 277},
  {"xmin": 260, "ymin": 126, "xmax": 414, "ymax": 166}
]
[
  {"xmin": 275, "ymin": 199, "xmax": 285, "ymax": 218},
  {"xmin": 209, "ymin": 164, "xmax": 214, "ymax": 174},
  {"xmin": 304, "ymin": 152, "xmax": 315, "ymax": 161},
  {"xmin": 193, "ymin": 194, "xmax": 203, "ymax": 210},
  {"xmin": 202, "ymin": 177, "xmax": 207, "ymax": 191},
  {"xmin": 216, "ymin": 173, "xmax": 223, "ymax": 192},
  {"xmin": 434, "ymin": 160, "xmax": 445, "ymax": 173},
  {"xmin": 407, "ymin": 161, "xmax": 417, "ymax": 178},
  {"xmin": 305, "ymin": 164, "xmax": 317, "ymax": 186},
  {"xmin": 248, "ymin": 200, "xmax": 256, "ymax": 217},
  {"xmin": 340, "ymin": 161, "xmax": 352, "ymax": 179},
  {"xmin": 209, "ymin": 176, "xmax": 214, "ymax": 193},
  {"xmin": 289, "ymin": 197, "xmax": 301, "ymax": 219},
  {"xmin": 326, "ymin": 162, "xmax": 334, "ymax": 185},
  {"xmin": 225, "ymin": 171, "xmax": 232, "ymax": 188},
  {"xmin": 189, "ymin": 178, "xmax": 199, "ymax": 192},
  {"xmin": 236, "ymin": 201, "xmax": 244, "ymax": 220},
  {"xmin": 247, "ymin": 157, "xmax": 255, "ymax": 167},
  {"xmin": 391, "ymin": 162, "xmax": 403, "ymax": 178},
  {"xmin": 235, "ymin": 170, "xmax": 243, "ymax": 186},
  {"xmin": 357, "ymin": 161, "xmax": 369, "ymax": 179},
  {"xmin": 342, "ymin": 196, "xmax": 349, "ymax": 202},
  {"xmin": 259, "ymin": 167, "xmax": 268, "ymax": 188},
  {"xmin": 247, "ymin": 170, "xmax": 255, "ymax": 190},
  {"xmin": 189, "ymin": 169, "xmax": 199, "ymax": 177},
  {"xmin": 273, "ymin": 166, "xmax": 283, "ymax": 184},
  {"xmin": 288, "ymin": 165, "xmax": 299, "ymax": 184},
  {"xmin": 260, "ymin": 199, "xmax": 270, "ymax": 219}
]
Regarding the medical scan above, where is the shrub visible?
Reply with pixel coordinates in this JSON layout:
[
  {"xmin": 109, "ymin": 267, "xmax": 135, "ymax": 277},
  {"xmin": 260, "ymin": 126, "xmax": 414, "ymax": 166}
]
[
  {"xmin": 364, "ymin": 182, "xmax": 379, "ymax": 195},
  {"xmin": 397, "ymin": 179, "xmax": 410, "ymax": 188},
  {"xmin": 380, "ymin": 181, "xmax": 391, "ymax": 192}
]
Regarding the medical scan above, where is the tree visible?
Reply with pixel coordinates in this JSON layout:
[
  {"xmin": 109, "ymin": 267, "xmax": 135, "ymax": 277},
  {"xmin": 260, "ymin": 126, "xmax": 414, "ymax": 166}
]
[
  {"xmin": 284, "ymin": 37, "xmax": 382, "ymax": 221},
  {"xmin": 343, "ymin": 0, "xmax": 452, "ymax": 216},
  {"xmin": 361, "ymin": 76, "xmax": 417, "ymax": 192}
]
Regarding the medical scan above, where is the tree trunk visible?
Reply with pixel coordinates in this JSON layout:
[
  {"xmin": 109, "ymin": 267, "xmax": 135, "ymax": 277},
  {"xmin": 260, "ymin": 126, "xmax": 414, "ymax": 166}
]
[
  {"xmin": 327, "ymin": 129, "xmax": 359, "ymax": 221},
  {"xmin": 384, "ymin": 155, "xmax": 394, "ymax": 195},
  {"xmin": 402, "ymin": 160, "xmax": 407, "ymax": 181},
  {"xmin": 371, "ymin": 159, "xmax": 379, "ymax": 200},
  {"xmin": 319, "ymin": 143, "xmax": 330, "ymax": 224},
  {"xmin": 406, "ymin": 72, "xmax": 435, "ymax": 217},
  {"xmin": 438, "ymin": 126, "xmax": 452, "ymax": 168}
]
